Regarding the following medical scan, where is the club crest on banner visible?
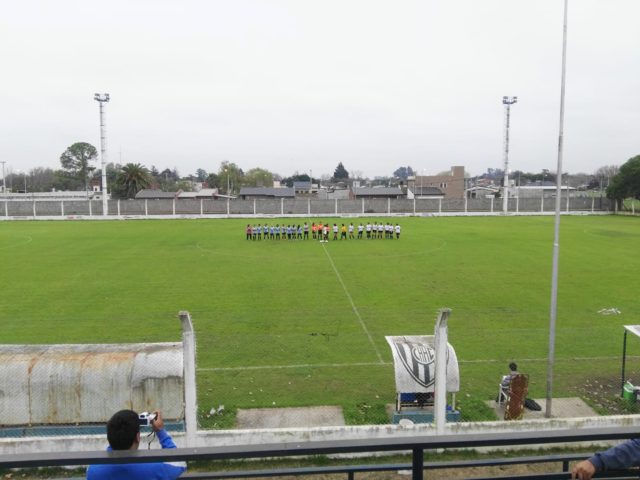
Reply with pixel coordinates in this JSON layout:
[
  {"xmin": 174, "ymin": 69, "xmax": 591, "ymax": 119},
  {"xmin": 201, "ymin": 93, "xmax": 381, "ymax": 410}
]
[{"xmin": 385, "ymin": 335, "xmax": 459, "ymax": 393}]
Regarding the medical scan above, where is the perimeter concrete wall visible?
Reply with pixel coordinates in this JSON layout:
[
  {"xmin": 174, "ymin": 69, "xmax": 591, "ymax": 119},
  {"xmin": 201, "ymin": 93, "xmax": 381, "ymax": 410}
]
[
  {"xmin": 2, "ymin": 415, "xmax": 639, "ymax": 455},
  {"xmin": 0, "ymin": 196, "xmax": 612, "ymax": 219}
]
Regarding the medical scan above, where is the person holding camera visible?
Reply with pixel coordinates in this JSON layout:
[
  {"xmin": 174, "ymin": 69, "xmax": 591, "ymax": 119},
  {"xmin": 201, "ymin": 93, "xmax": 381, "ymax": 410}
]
[{"xmin": 87, "ymin": 409, "xmax": 186, "ymax": 479}]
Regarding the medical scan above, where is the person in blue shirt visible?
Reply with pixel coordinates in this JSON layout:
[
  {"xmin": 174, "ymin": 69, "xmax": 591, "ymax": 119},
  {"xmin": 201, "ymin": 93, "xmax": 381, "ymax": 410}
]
[
  {"xmin": 87, "ymin": 409, "xmax": 186, "ymax": 480},
  {"xmin": 572, "ymin": 439, "xmax": 640, "ymax": 479}
]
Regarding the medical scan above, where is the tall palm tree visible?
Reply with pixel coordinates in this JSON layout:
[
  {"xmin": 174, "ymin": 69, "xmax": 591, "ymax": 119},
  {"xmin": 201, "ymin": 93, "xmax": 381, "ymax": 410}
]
[{"xmin": 116, "ymin": 163, "xmax": 152, "ymax": 198}]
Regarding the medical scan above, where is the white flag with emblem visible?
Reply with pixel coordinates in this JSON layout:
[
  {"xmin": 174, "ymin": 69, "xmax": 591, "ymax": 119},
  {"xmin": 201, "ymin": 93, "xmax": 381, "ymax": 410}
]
[{"xmin": 385, "ymin": 335, "xmax": 459, "ymax": 393}]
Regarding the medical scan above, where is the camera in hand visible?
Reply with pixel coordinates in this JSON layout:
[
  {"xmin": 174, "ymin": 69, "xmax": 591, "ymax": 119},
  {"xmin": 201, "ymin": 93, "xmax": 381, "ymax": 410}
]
[{"xmin": 138, "ymin": 411, "xmax": 157, "ymax": 426}]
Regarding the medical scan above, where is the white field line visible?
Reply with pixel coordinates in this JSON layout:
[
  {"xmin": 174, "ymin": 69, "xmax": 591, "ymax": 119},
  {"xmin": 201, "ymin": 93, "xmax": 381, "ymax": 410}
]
[
  {"xmin": 321, "ymin": 242, "xmax": 384, "ymax": 364},
  {"xmin": 197, "ymin": 355, "xmax": 640, "ymax": 372}
]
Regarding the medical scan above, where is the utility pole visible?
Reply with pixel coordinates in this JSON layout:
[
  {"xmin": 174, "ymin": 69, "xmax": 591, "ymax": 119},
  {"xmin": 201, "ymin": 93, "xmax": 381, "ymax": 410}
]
[
  {"xmin": 546, "ymin": 0, "xmax": 569, "ymax": 419},
  {"xmin": 94, "ymin": 93, "xmax": 110, "ymax": 215},
  {"xmin": 502, "ymin": 96, "xmax": 518, "ymax": 213}
]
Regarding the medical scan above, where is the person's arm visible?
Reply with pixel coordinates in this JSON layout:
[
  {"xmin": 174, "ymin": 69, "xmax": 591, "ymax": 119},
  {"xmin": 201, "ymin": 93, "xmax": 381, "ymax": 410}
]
[
  {"xmin": 572, "ymin": 438, "xmax": 640, "ymax": 479},
  {"xmin": 151, "ymin": 411, "xmax": 187, "ymax": 478},
  {"xmin": 589, "ymin": 438, "xmax": 640, "ymax": 471},
  {"xmin": 151, "ymin": 411, "xmax": 177, "ymax": 449}
]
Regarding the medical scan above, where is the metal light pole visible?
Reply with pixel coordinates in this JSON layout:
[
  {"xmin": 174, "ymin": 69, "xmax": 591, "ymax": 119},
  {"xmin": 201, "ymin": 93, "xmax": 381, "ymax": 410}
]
[
  {"xmin": 546, "ymin": 0, "xmax": 569, "ymax": 419},
  {"xmin": 502, "ymin": 96, "xmax": 518, "ymax": 213},
  {"xmin": 94, "ymin": 93, "xmax": 110, "ymax": 215}
]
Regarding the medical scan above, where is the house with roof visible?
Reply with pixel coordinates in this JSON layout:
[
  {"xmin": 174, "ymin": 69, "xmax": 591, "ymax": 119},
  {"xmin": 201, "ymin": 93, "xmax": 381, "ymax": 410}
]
[
  {"xmin": 293, "ymin": 181, "xmax": 314, "ymax": 196},
  {"xmin": 177, "ymin": 188, "xmax": 220, "ymax": 199},
  {"xmin": 135, "ymin": 189, "xmax": 181, "ymax": 200},
  {"xmin": 407, "ymin": 166, "xmax": 466, "ymax": 199},
  {"xmin": 238, "ymin": 187, "xmax": 295, "ymax": 200},
  {"xmin": 353, "ymin": 187, "xmax": 404, "ymax": 199}
]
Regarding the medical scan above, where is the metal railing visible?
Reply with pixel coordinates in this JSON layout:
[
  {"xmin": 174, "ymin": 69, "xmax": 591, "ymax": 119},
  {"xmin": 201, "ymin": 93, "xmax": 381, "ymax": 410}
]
[{"xmin": 1, "ymin": 426, "xmax": 639, "ymax": 479}]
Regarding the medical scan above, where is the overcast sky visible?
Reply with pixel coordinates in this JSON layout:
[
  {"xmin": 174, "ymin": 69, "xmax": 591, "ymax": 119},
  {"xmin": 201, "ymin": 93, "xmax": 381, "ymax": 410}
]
[{"xmin": 1, "ymin": 0, "xmax": 638, "ymax": 179}]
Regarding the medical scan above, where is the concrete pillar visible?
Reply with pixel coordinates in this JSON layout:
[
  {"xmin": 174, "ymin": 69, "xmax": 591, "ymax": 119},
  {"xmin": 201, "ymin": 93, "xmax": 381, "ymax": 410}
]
[
  {"xmin": 179, "ymin": 311, "xmax": 198, "ymax": 447},
  {"xmin": 433, "ymin": 308, "xmax": 451, "ymax": 435}
]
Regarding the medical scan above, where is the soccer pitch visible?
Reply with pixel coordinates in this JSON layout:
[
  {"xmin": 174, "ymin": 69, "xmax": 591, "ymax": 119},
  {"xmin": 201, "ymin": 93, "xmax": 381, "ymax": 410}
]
[{"xmin": 1, "ymin": 215, "xmax": 638, "ymax": 423}]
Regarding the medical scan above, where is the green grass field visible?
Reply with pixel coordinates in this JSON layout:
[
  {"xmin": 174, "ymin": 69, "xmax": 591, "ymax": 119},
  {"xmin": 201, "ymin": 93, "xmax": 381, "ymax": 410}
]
[{"xmin": 1, "ymin": 215, "xmax": 639, "ymax": 425}]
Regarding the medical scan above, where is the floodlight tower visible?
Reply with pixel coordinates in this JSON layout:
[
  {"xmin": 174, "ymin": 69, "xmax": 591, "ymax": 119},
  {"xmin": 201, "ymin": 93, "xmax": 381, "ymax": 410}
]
[
  {"xmin": 502, "ymin": 96, "xmax": 518, "ymax": 213},
  {"xmin": 94, "ymin": 93, "xmax": 110, "ymax": 215}
]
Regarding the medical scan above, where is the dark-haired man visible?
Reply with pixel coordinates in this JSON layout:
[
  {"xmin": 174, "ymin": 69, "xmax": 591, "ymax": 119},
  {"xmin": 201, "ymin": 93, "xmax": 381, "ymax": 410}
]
[{"xmin": 87, "ymin": 409, "xmax": 186, "ymax": 479}]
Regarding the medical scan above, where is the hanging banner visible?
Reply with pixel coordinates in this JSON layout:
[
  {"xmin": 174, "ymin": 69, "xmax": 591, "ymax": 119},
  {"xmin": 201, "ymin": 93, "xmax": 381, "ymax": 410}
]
[{"xmin": 385, "ymin": 335, "xmax": 459, "ymax": 393}]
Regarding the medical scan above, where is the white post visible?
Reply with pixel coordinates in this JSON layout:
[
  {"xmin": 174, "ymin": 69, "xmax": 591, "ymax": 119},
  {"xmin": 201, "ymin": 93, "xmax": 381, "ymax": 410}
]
[
  {"xmin": 464, "ymin": 195, "xmax": 467, "ymax": 214},
  {"xmin": 541, "ymin": 195, "xmax": 544, "ymax": 213},
  {"xmin": 591, "ymin": 196, "xmax": 594, "ymax": 213},
  {"xmin": 413, "ymin": 198, "xmax": 416, "ymax": 215},
  {"xmin": 89, "ymin": 199, "xmax": 92, "ymax": 216},
  {"xmin": 490, "ymin": 197, "xmax": 494, "ymax": 213},
  {"xmin": 178, "ymin": 311, "xmax": 198, "ymax": 447},
  {"xmin": 117, "ymin": 199, "xmax": 121, "ymax": 217},
  {"xmin": 280, "ymin": 198, "xmax": 283, "ymax": 216},
  {"xmin": 33, "ymin": 200, "xmax": 36, "ymax": 217},
  {"xmin": 633, "ymin": 201, "xmax": 636, "ymax": 215},
  {"xmin": 387, "ymin": 198, "xmax": 391, "ymax": 214},
  {"xmin": 308, "ymin": 198, "xmax": 311, "ymax": 215},
  {"xmin": 145, "ymin": 199, "xmax": 148, "ymax": 217},
  {"xmin": 334, "ymin": 198, "xmax": 338, "ymax": 215},
  {"xmin": 200, "ymin": 199, "xmax": 203, "ymax": 216},
  {"xmin": 516, "ymin": 195, "xmax": 519, "ymax": 213},
  {"xmin": 253, "ymin": 199, "xmax": 256, "ymax": 215},
  {"xmin": 227, "ymin": 198, "xmax": 230, "ymax": 216},
  {"xmin": 94, "ymin": 93, "xmax": 110, "ymax": 216},
  {"xmin": 434, "ymin": 308, "xmax": 451, "ymax": 435},
  {"xmin": 438, "ymin": 198, "xmax": 442, "ymax": 214},
  {"xmin": 362, "ymin": 198, "xmax": 365, "ymax": 215},
  {"xmin": 172, "ymin": 199, "xmax": 176, "ymax": 216},
  {"xmin": 61, "ymin": 200, "xmax": 64, "ymax": 217},
  {"xmin": 566, "ymin": 191, "xmax": 570, "ymax": 213}
]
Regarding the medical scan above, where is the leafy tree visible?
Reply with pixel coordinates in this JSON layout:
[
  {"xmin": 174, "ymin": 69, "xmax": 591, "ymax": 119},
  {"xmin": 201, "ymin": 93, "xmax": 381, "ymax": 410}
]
[
  {"xmin": 28, "ymin": 167, "xmax": 56, "ymax": 192},
  {"xmin": 595, "ymin": 164, "xmax": 620, "ymax": 190},
  {"xmin": 205, "ymin": 173, "xmax": 219, "ymax": 189},
  {"xmin": 218, "ymin": 161, "xmax": 244, "ymax": 195},
  {"xmin": 333, "ymin": 162, "xmax": 349, "ymax": 179},
  {"xmin": 114, "ymin": 163, "xmax": 152, "ymax": 199},
  {"xmin": 174, "ymin": 180, "xmax": 194, "ymax": 192},
  {"xmin": 281, "ymin": 173, "xmax": 310, "ymax": 187},
  {"xmin": 59, "ymin": 142, "xmax": 98, "ymax": 191},
  {"xmin": 196, "ymin": 168, "xmax": 208, "ymax": 182},
  {"xmin": 393, "ymin": 166, "xmax": 415, "ymax": 180},
  {"xmin": 607, "ymin": 155, "xmax": 640, "ymax": 205},
  {"xmin": 243, "ymin": 168, "xmax": 274, "ymax": 187}
]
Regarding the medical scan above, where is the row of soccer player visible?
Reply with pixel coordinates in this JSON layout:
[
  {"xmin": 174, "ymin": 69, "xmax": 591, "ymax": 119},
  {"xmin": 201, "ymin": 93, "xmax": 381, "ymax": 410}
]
[{"xmin": 245, "ymin": 222, "xmax": 402, "ymax": 240}]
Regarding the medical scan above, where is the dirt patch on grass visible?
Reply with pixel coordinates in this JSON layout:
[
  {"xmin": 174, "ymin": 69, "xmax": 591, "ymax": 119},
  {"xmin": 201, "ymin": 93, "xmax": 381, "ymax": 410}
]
[{"xmin": 572, "ymin": 375, "xmax": 637, "ymax": 415}]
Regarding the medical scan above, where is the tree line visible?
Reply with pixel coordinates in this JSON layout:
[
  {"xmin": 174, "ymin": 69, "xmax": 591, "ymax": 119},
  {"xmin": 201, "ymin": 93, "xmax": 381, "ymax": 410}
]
[{"xmin": 4, "ymin": 141, "xmax": 638, "ymax": 203}]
